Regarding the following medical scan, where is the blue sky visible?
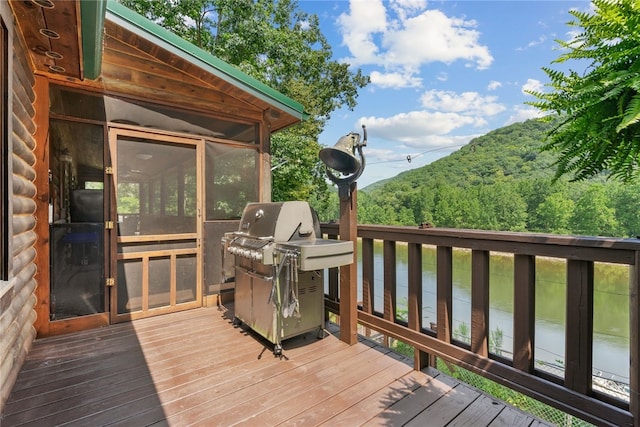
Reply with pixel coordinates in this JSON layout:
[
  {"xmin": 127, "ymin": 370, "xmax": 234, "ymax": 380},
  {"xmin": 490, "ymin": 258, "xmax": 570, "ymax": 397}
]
[{"xmin": 298, "ymin": 0, "xmax": 592, "ymax": 187}]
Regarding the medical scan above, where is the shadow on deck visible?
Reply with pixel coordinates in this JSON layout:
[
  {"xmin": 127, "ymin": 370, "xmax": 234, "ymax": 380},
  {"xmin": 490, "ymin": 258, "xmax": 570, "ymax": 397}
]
[{"xmin": 1, "ymin": 306, "xmax": 550, "ymax": 426}]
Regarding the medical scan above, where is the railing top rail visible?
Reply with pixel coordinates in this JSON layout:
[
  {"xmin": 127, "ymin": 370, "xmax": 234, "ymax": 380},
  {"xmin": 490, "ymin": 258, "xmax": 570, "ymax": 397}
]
[{"xmin": 320, "ymin": 223, "xmax": 640, "ymax": 265}]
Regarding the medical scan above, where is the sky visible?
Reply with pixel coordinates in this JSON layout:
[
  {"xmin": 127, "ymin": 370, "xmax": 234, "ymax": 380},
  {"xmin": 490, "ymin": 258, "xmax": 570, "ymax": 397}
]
[{"xmin": 297, "ymin": 0, "xmax": 592, "ymax": 187}]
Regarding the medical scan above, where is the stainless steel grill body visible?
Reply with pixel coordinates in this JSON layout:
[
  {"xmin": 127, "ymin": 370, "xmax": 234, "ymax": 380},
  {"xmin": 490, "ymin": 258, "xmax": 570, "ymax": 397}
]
[{"xmin": 223, "ymin": 201, "xmax": 353, "ymax": 354}]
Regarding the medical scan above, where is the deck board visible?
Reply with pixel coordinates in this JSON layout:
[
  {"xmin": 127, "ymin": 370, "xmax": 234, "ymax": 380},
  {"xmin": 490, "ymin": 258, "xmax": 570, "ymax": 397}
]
[{"xmin": 1, "ymin": 306, "xmax": 551, "ymax": 426}]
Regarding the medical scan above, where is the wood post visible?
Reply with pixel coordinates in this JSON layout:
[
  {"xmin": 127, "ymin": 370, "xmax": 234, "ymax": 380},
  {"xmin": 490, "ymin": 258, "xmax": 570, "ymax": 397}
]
[
  {"xmin": 471, "ymin": 249, "xmax": 490, "ymax": 357},
  {"xmin": 408, "ymin": 242, "xmax": 428, "ymax": 370},
  {"xmin": 630, "ymin": 251, "xmax": 639, "ymax": 427},
  {"xmin": 565, "ymin": 260, "xmax": 594, "ymax": 395},
  {"xmin": 513, "ymin": 254, "xmax": 536, "ymax": 373},
  {"xmin": 339, "ymin": 182, "xmax": 358, "ymax": 345}
]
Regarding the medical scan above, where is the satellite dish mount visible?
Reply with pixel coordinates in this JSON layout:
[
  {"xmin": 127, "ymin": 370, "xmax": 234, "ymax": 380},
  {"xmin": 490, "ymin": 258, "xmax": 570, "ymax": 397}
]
[{"xmin": 319, "ymin": 125, "xmax": 367, "ymax": 200}]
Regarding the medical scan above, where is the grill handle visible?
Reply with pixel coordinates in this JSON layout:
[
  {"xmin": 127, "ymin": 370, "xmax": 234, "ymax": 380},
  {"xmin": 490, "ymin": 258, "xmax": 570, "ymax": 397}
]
[{"xmin": 234, "ymin": 265, "xmax": 273, "ymax": 282}]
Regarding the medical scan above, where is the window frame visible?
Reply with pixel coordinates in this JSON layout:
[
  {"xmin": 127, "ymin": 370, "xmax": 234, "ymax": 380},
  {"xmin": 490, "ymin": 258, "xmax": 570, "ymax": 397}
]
[{"xmin": 1, "ymin": 15, "xmax": 8, "ymax": 281}]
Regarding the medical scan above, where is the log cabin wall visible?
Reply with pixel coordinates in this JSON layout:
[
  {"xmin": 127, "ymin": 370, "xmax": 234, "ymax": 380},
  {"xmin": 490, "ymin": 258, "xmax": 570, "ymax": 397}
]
[{"xmin": 0, "ymin": 2, "xmax": 38, "ymax": 410}]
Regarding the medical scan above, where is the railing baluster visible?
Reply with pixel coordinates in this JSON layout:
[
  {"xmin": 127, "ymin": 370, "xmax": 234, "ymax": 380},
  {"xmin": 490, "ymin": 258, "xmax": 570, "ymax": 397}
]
[
  {"xmin": 408, "ymin": 242, "xmax": 428, "ymax": 370},
  {"xmin": 361, "ymin": 238, "xmax": 375, "ymax": 338},
  {"xmin": 631, "ymin": 251, "xmax": 639, "ymax": 427},
  {"xmin": 383, "ymin": 240, "xmax": 396, "ymax": 347},
  {"xmin": 362, "ymin": 238, "xmax": 374, "ymax": 315},
  {"xmin": 565, "ymin": 259, "xmax": 594, "ymax": 395},
  {"xmin": 513, "ymin": 254, "xmax": 536, "ymax": 372},
  {"xmin": 471, "ymin": 249, "xmax": 490, "ymax": 357},
  {"xmin": 437, "ymin": 246, "xmax": 452, "ymax": 344},
  {"xmin": 325, "ymin": 232, "xmax": 339, "ymax": 322}
]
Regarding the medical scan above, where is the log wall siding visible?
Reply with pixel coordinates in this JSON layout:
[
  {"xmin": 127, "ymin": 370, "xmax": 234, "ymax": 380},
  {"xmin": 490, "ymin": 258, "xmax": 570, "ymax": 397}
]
[{"xmin": 0, "ymin": 5, "xmax": 38, "ymax": 410}]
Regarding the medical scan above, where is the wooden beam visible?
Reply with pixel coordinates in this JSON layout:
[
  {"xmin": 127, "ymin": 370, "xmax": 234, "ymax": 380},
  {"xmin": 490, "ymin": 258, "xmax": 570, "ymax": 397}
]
[
  {"xmin": 565, "ymin": 259, "xmax": 594, "ymax": 395},
  {"xmin": 338, "ymin": 184, "xmax": 358, "ymax": 345},
  {"xmin": 471, "ymin": 249, "xmax": 490, "ymax": 357},
  {"xmin": 361, "ymin": 237, "xmax": 374, "ymax": 314},
  {"xmin": 32, "ymin": 75, "xmax": 50, "ymax": 337},
  {"xmin": 408, "ymin": 242, "xmax": 428, "ymax": 370},
  {"xmin": 631, "ymin": 251, "xmax": 639, "ymax": 427},
  {"xmin": 437, "ymin": 246, "xmax": 453, "ymax": 344},
  {"xmin": 513, "ymin": 254, "xmax": 536, "ymax": 372},
  {"xmin": 383, "ymin": 240, "xmax": 397, "ymax": 323}
]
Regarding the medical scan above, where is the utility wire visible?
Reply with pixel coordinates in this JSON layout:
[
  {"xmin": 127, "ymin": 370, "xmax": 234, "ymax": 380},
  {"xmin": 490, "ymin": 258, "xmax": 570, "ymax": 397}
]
[{"xmin": 367, "ymin": 143, "xmax": 466, "ymax": 165}]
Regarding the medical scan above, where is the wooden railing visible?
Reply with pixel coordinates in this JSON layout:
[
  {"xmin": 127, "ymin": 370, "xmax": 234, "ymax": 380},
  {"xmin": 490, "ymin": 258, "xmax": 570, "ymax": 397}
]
[{"xmin": 321, "ymin": 223, "xmax": 639, "ymax": 427}]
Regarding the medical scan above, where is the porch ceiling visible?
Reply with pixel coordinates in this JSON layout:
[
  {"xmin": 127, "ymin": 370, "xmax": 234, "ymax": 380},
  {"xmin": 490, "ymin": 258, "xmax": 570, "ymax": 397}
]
[
  {"xmin": 10, "ymin": 0, "xmax": 83, "ymax": 79},
  {"xmin": 11, "ymin": 0, "xmax": 305, "ymax": 132}
]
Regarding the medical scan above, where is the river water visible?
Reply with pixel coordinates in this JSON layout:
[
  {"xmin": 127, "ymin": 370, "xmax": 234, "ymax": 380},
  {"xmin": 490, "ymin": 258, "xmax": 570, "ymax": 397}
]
[{"xmin": 353, "ymin": 242, "xmax": 630, "ymax": 384}]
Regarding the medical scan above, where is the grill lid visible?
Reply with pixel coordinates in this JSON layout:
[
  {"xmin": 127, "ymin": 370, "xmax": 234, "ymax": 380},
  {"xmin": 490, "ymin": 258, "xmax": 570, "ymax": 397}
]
[{"xmin": 238, "ymin": 201, "xmax": 316, "ymax": 241}]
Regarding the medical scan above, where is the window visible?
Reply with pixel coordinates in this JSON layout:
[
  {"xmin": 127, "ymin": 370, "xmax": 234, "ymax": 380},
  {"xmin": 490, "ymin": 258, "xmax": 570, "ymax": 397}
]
[{"xmin": 1, "ymin": 17, "xmax": 8, "ymax": 280}]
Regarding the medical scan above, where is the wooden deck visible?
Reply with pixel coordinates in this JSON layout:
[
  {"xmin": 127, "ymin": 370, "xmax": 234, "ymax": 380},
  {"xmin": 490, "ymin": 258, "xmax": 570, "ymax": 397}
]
[{"xmin": 1, "ymin": 306, "xmax": 550, "ymax": 426}]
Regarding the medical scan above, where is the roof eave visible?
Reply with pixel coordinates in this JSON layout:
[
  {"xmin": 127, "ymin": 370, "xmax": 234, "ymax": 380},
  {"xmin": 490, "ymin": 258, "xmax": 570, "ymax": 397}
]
[
  {"xmin": 105, "ymin": 0, "xmax": 307, "ymax": 122},
  {"xmin": 80, "ymin": 0, "xmax": 107, "ymax": 80}
]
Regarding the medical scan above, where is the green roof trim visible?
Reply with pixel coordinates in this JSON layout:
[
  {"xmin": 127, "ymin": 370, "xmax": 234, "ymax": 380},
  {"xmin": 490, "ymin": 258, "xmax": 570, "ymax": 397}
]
[
  {"xmin": 105, "ymin": 0, "xmax": 307, "ymax": 120},
  {"xmin": 80, "ymin": 0, "xmax": 107, "ymax": 80}
]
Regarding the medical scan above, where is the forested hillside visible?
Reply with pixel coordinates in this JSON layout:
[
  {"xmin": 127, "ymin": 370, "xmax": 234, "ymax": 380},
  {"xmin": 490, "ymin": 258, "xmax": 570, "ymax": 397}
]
[{"xmin": 312, "ymin": 118, "xmax": 640, "ymax": 238}]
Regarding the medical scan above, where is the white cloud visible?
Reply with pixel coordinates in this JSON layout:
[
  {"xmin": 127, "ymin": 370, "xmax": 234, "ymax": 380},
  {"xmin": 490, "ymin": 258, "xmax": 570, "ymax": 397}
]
[
  {"xmin": 504, "ymin": 106, "xmax": 546, "ymax": 125},
  {"xmin": 420, "ymin": 90, "xmax": 506, "ymax": 116},
  {"xmin": 382, "ymin": 10, "xmax": 493, "ymax": 70},
  {"xmin": 389, "ymin": 0, "xmax": 427, "ymax": 22},
  {"xmin": 338, "ymin": 0, "xmax": 493, "ymax": 88},
  {"xmin": 370, "ymin": 71, "xmax": 422, "ymax": 89},
  {"xmin": 357, "ymin": 110, "xmax": 484, "ymax": 146},
  {"xmin": 522, "ymin": 78, "xmax": 544, "ymax": 94},
  {"xmin": 337, "ymin": 0, "xmax": 388, "ymax": 65},
  {"xmin": 487, "ymin": 80, "xmax": 502, "ymax": 91}
]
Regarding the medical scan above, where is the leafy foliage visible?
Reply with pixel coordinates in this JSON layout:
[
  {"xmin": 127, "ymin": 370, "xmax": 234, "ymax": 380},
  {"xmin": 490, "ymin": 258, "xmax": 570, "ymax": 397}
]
[{"xmin": 526, "ymin": 0, "xmax": 640, "ymax": 182}]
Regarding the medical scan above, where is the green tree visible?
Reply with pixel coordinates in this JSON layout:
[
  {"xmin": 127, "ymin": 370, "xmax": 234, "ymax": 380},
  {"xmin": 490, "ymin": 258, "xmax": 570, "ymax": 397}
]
[
  {"xmin": 433, "ymin": 185, "xmax": 481, "ymax": 229},
  {"xmin": 477, "ymin": 182, "xmax": 528, "ymax": 232},
  {"xmin": 118, "ymin": 0, "xmax": 369, "ymax": 201},
  {"xmin": 611, "ymin": 181, "xmax": 640, "ymax": 237},
  {"xmin": 535, "ymin": 192, "xmax": 575, "ymax": 234},
  {"xmin": 570, "ymin": 184, "xmax": 619, "ymax": 236},
  {"xmin": 527, "ymin": 0, "xmax": 640, "ymax": 182}
]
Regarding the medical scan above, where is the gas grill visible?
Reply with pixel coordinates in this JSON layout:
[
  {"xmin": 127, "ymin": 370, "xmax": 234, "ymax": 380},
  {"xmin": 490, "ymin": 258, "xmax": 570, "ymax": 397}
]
[{"xmin": 223, "ymin": 201, "xmax": 353, "ymax": 355}]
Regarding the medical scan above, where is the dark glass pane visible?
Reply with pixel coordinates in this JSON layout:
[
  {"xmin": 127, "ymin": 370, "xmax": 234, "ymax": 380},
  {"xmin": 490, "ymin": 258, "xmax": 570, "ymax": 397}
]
[
  {"xmin": 50, "ymin": 85, "xmax": 106, "ymax": 121},
  {"xmin": 104, "ymin": 96, "xmax": 255, "ymax": 142},
  {"xmin": 117, "ymin": 259, "xmax": 142, "ymax": 314},
  {"xmin": 50, "ymin": 224, "xmax": 104, "ymax": 319},
  {"xmin": 205, "ymin": 142, "xmax": 259, "ymax": 220},
  {"xmin": 149, "ymin": 257, "xmax": 171, "ymax": 309},
  {"xmin": 176, "ymin": 254, "xmax": 197, "ymax": 303}
]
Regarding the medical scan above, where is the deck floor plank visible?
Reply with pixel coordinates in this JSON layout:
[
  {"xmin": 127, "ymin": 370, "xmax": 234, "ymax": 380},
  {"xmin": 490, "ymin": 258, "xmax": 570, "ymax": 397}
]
[{"xmin": 1, "ymin": 306, "xmax": 552, "ymax": 427}]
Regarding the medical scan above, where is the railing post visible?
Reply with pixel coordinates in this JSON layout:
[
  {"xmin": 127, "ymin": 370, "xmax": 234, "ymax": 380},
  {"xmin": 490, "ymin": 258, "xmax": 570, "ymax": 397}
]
[
  {"xmin": 325, "ymin": 231, "xmax": 339, "ymax": 324},
  {"xmin": 408, "ymin": 242, "xmax": 428, "ymax": 370},
  {"xmin": 361, "ymin": 238, "xmax": 374, "ymax": 338},
  {"xmin": 383, "ymin": 240, "xmax": 396, "ymax": 347},
  {"xmin": 437, "ymin": 246, "xmax": 453, "ymax": 345},
  {"xmin": 631, "ymin": 251, "xmax": 639, "ymax": 427},
  {"xmin": 565, "ymin": 260, "xmax": 594, "ymax": 395},
  {"xmin": 339, "ymin": 183, "xmax": 358, "ymax": 345},
  {"xmin": 513, "ymin": 254, "xmax": 536, "ymax": 372},
  {"xmin": 471, "ymin": 250, "xmax": 490, "ymax": 357}
]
